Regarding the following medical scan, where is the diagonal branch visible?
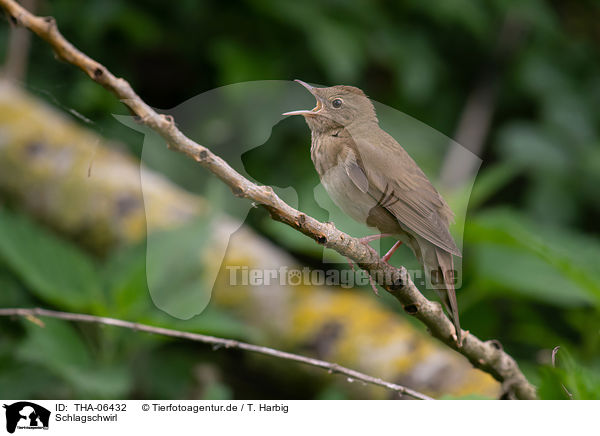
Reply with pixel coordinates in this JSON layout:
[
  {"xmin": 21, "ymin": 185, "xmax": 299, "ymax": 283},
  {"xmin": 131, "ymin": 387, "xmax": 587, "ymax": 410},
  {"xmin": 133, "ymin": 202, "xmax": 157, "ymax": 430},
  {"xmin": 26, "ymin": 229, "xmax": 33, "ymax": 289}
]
[
  {"xmin": 0, "ymin": 307, "xmax": 433, "ymax": 400},
  {"xmin": 0, "ymin": 0, "xmax": 536, "ymax": 399}
]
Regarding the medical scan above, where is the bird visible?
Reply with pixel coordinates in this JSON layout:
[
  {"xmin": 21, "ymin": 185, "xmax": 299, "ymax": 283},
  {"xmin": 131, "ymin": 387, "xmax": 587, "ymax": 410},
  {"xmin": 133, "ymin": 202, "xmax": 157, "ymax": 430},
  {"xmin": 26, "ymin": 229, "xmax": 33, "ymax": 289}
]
[{"xmin": 283, "ymin": 80, "xmax": 463, "ymax": 346}]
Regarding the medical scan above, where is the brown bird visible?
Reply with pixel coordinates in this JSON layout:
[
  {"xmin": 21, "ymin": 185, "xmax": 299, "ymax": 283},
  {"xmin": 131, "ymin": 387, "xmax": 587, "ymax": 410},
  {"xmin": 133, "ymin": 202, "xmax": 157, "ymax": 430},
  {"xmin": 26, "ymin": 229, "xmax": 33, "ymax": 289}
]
[{"xmin": 284, "ymin": 80, "xmax": 463, "ymax": 346}]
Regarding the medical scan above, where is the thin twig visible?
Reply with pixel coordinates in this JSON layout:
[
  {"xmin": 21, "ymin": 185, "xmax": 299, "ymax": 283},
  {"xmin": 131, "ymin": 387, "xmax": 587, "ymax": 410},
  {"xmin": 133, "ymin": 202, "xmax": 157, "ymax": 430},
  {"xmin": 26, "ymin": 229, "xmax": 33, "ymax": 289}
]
[
  {"xmin": 551, "ymin": 346, "xmax": 573, "ymax": 399},
  {"xmin": 0, "ymin": 0, "xmax": 536, "ymax": 399},
  {"xmin": 0, "ymin": 307, "xmax": 433, "ymax": 400}
]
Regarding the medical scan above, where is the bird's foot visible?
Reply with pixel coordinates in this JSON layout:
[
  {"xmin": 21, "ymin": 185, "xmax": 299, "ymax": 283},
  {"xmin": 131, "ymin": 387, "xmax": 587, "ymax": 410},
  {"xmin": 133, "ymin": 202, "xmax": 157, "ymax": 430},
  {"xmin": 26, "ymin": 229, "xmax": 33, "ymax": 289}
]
[
  {"xmin": 346, "ymin": 233, "xmax": 391, "ymax": 270},
  {"xmin": 346, "ymin": 234, "xmax": 393, "ymax": 296},
  {"xmin": 346, "ymin": 256, "xmax": 379, "ymax": 296},
  {"xmin": 367, "ymin": 273, "xmax": 379, "ymax": 296},
  {"xmin": 358, "ymin": 233, "xmax": 394, "ymax": 245},
  {"xmin": 451, "ymin": 329, "xmax": 467, "ymax": 348},
  {"xmin": 381, "ymin": 240, "xmax": 403, "ymax": 264}
]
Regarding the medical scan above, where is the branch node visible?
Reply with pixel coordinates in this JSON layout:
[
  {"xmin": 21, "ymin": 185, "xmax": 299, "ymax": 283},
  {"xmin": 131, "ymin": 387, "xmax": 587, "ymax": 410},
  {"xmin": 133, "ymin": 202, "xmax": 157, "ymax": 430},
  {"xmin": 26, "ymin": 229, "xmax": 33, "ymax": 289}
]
[
  {"xmin": 488, "ymin": 339, "xmax": 503, "ymax": 351},
  {"xmin": 43, "ymin": 16, "xmax": 56, "ymax": 29},
  {"xmin": 196, "ymin": 149, "xmax": 208, "ymax": 161},
  {"xmin": 403, "ymin": 304, "xmax": 419, "ymax": 315},
  {"xmin": 162, "ymin": 114, "xmax": 174, "ymax": 125},
  {"xmin": 93, "ymin": 67, "xmax": 104, "ymax": 79},
  {"xmin": 296, "ymin": 213, "xmax": 306, "ymax": 227},
  {"xmin": 231, "ymin": 185, "xmax": 245, "ymax": 198},
  {"xmin": 328, "ymin": 363, "xmax": 342, "ymax": 374},
  {"xmin": 116, "ymin": 77, "xmax": 130, "ymax": 90},
  {"xmin": 262, "ymin": 185, "xmax": 276, "ymax": 200},
  {"xmin": 389, "ymin": 273, "xmax": 404, "ymax": 290}
]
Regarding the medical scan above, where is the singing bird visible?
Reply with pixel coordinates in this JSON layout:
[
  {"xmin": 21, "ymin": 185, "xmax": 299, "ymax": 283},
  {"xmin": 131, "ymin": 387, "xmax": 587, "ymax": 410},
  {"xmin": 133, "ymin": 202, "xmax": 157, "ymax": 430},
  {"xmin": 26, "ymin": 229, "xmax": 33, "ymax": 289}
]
[{"xmin": 284, "ymin": 80, "xmax": 463, "ymax": 345}]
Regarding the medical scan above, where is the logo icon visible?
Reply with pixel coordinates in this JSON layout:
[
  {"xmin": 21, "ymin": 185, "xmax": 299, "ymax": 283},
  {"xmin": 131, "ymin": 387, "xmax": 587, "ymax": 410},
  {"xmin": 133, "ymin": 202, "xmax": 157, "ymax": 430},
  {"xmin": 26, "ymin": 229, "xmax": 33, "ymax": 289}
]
[{"xmin": 3, "ymin": 402, "xmax": 50, "ymax": 434}]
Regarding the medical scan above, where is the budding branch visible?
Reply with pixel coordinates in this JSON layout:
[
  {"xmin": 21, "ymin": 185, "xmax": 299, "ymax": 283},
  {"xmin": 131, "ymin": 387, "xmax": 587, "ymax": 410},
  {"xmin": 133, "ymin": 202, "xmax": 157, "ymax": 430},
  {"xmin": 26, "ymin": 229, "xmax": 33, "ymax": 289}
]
[{"xmin": 0, "ymin": 307, "xmax": 432, "ymax": 400}]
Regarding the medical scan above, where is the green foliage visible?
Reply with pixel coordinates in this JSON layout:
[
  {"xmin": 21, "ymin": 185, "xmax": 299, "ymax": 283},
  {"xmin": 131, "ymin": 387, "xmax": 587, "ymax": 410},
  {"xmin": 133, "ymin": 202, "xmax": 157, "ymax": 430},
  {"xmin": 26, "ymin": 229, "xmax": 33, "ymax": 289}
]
[
  {"xmin": 17, "ymin": 318, "xmax": 131, "ymax": 398},
  {"xmin": 466, "ymin": 208, "xmax": 600, "ymax": 306},
  {"xmin": 0, "ymin": 208, "xmax": 252, "ymax": 398},
  {"xmin": 0, "ymin": 210, "xmax": 103, "ymax": 312},
  {"xmin": 145, "ymin": 218, "xmax": 213, "ymax": 320},
  {"xmin": 537, "ymin": 348, "xmax": 600, "ymax": 400}
]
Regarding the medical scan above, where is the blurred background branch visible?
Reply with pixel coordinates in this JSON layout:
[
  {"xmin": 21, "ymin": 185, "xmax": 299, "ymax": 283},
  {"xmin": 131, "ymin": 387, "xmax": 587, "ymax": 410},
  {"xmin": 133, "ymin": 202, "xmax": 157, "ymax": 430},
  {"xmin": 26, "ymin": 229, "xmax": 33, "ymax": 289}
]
[
  {"xmin": 1, "ymin": 0, "xmax": 34, "ymax": 81},
  {"xmin": 440, "ymin": 13, "xmax": 526, "ymax": 189}
]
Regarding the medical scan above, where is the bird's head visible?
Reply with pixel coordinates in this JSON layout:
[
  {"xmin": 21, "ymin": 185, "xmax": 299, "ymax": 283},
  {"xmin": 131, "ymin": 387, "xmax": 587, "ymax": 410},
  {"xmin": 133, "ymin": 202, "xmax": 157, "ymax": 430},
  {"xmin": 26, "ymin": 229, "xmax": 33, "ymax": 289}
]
[{"xmin": 283, "ymin": 80, "xmax": 377, "ymax": 133}]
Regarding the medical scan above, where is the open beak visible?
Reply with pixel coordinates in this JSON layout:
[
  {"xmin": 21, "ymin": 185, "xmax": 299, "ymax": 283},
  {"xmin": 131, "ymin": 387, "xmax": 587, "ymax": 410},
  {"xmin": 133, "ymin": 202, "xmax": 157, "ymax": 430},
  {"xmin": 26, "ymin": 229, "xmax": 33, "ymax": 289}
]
[{"xmin": 282, "ymin": 79, "xmax": 323, "ymax": 116}]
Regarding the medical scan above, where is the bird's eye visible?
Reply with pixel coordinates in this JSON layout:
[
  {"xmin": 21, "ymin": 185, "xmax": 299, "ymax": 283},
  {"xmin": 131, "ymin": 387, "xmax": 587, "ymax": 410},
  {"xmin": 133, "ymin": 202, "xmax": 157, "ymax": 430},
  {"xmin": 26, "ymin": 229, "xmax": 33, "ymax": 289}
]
[{"xmin": 332, "ymin": 98, "xmax": 343, "ymax": 108}]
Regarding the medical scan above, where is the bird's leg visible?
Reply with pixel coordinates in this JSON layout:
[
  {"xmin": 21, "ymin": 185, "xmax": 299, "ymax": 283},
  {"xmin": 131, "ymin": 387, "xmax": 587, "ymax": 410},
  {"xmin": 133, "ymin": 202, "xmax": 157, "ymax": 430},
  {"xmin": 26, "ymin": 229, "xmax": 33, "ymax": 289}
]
[
  {"xmin": 366, "ymin": 240, "xmax": 402, "ymax": 295},
  {"xmin": 358, "ymin": 233, "xmax": 394, "ymax": 245},
  {"xmin": 345, "ymin": 233, "xmax": 393, "ymax": 270},
  {"xmin": 346, "ymin": 251, "xmax": 380, "ymax": 296},
  {"xmin": 367, "ymin": 273, "xmax": 379, "ymax": 296},
  {"xmin": 381, "ymin": 241, "xmax": 403, "ymax": 264},
  {"xmin": 345, "ymin": 233, "xmax": 394, "ymax": 296}
]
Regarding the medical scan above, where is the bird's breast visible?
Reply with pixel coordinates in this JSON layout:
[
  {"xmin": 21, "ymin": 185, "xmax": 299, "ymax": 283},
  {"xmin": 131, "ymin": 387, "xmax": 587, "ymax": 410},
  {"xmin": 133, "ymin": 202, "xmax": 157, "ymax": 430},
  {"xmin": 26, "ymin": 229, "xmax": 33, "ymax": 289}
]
[
  {"xmin": 310, "ymin": 131, "xmax": 346, "ymax": 175},
  {"xmin": 319, "ymin": 163, "xmax": 377, "ymax": 225},
  {"xmin": 311, "ymin": 133, "xmax": 375, "ymax": 224}
]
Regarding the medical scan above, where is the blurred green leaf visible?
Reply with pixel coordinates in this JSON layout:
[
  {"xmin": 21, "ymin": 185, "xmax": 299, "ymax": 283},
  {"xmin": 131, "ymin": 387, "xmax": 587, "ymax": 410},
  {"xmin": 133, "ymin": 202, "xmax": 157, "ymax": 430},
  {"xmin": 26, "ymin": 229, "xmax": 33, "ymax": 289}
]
[
  {"xmin": 0, "ymin": 362, "xmax": 64, "ymax": 399},
  {"xmin": 102, "ymin": 243, "xmax": 149, "ymax": 319},
  {"xmin": 0, "ymin": 271, "xmax": 35, "ymax": 307},
  {"xmin": 132, "ymin": 348, "xmax": 198, "ymax": 398},
  {"xmin": 104, "ymin": 243, "xmax": 256, "ymax": 340},
  {"xmin": 408, "ymin": 0, "xmax": 492, "ymax": 39},
  {"xmin": 538, "ymin": 348, "xmax": 600, "ymax": 400},
  {"xmin": 468, "ymin": 162, "xmax": 521, "ymax": 209},
  {"xmin": 0, "ymin": 209, "xmax": 104, "ymax": 312},
  {"xmin": 260, "ymin": 1, "xmax": 365, "ymax": 81},
  {"xmin": 146, "ymin": 217, "xmax": 214, "ymax": 320},
  {"xmin": 202, "ymin": 381, "xmax": 233, "ymax": 400},
  {"xmin": 315, "ymin": 385, "xmax": 348, "ymax": 400},
  {"xmin": 497, "ymin": 122, "xmax": 568, "ymax": 172},
  {"xmin": 17, "ymin": 318, "xmax": 131, "ymax": 398},
  {"xmin": 466, "ymin": 208, "xmax": 600, "ymax": 305},
  {"xmin": 470, "ymin": 243, "xmax": 592, "ymax": 306}
]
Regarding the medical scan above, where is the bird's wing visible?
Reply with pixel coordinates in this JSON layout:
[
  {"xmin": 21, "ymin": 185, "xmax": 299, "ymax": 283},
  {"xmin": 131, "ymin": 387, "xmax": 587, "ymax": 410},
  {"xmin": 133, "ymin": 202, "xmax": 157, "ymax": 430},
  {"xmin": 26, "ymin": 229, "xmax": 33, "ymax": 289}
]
[
  {"xmin": 341, "ymin": 150, "xmax": 369, "ymax": 193},
  {"xmin": 346, "ymin": 132, "xmax": 461, "ymax": 257}
]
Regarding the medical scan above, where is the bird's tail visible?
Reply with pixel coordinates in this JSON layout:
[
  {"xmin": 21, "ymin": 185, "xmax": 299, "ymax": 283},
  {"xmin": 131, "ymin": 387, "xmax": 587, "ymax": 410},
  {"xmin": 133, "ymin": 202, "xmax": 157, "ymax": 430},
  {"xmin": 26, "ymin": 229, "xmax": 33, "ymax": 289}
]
[{"xmin": 432, "ymin": 248, "xmax": 462, "ymax": 347}]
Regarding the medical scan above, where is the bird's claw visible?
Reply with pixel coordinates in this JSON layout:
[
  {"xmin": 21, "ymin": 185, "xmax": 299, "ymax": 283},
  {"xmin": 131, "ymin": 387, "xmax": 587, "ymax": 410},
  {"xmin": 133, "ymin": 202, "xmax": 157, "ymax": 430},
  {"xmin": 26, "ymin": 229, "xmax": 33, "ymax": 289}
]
[
  {"xmin": 346, "ymin": 236, "xmax": 385, "ymax": 296},
  {"xmin": 367, "ymin": 273, "xmax": 379, "ymax": 296},
  {"xmin": 451, "ymin": 328, "xmax": 467, "ymax": 348},
  {"xmin": 358, "ymin": 233, "xmax": 393, "ymax": 245}
]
